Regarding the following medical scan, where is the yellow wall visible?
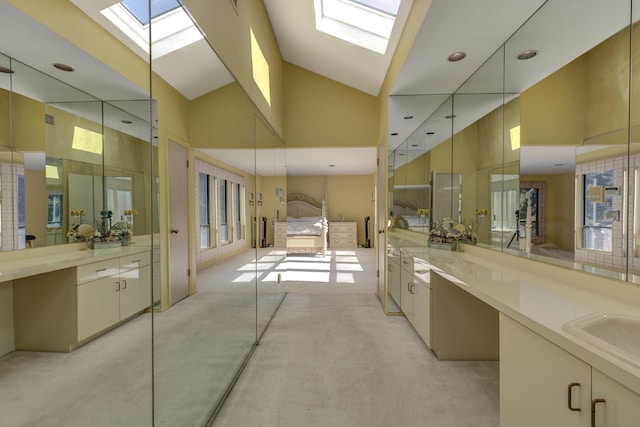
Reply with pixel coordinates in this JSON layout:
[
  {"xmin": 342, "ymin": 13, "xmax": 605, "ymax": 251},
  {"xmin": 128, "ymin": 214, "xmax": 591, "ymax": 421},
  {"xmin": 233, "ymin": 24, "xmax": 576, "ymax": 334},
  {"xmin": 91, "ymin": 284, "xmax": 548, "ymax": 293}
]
[
  {"xmin": 521, "ymin": 56, "xmax": 587, "ymax": 147},
  {"xmin": 189, "ymin": 82, "xmax": 255, "ymax": 149},
  {"xmin": 182, "ymin": 0, "xmax": 284, "ymax": 136},
  {"xmin": 283, "ymin": 62, "xmax": 379, "ymax": 147},
  {"xmin": 25, "ymin": 168, "xmax": 47, "ymax": 247}
]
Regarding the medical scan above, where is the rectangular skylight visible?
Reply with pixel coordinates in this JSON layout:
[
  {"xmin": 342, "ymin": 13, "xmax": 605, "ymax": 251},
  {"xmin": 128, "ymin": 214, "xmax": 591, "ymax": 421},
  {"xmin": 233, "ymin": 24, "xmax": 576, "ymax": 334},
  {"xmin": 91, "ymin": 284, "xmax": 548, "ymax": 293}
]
[
  {"xmin": 121, "ymin": 0, "xmax": 181, "ymax": 26},
  {"xmin": 101, "ymin": 0, "xmax": 203, "ymax": 59},
  {"xmin": 314, "ymin": 0, "xmax": 400, "ymax": 54}
]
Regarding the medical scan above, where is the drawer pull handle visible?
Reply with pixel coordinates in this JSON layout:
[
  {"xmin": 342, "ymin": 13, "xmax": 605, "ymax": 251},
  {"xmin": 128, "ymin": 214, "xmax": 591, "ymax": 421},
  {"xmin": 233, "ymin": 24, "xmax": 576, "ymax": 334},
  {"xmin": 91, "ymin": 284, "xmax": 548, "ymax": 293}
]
[
  {"xmin": 96, "ymin": 268, "xmax": 107, "ymax": 272},
  {"xmin": 567, "ymin": 383, "xmax": 581, "ymax": 412},
  {"xmin": 591, "ymin": 398, "xmax": 606, "ymax": 427}
]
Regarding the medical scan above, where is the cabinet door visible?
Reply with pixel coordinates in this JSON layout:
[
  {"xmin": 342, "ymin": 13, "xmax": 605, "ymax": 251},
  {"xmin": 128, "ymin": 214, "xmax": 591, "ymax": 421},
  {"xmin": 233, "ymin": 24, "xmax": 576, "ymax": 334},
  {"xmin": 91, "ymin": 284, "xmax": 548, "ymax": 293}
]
[
  {"xmin": 77, "ymin": 277, "xmax": 120, "ymax": 341},
  {"xmin": 500, "ymin": 314, "xmax": 590, "ymax": 427},
  {"xmin": 388, "ymin": 257, "xmax": 401, "ymax": 306},
  {"xmin": 400, "ymin": 266, "xmax": 414, "ymax": 321},
  {"xmin": 412, "ymin": 282, "xmax": 430, "ymax": 347},
  {"xmin": 120, "ymin": 265, "xmax": 151, "ymax": 320},
  {"xmin": 592, "ymin": 369, "xmax": 640, "ymax": 427}
]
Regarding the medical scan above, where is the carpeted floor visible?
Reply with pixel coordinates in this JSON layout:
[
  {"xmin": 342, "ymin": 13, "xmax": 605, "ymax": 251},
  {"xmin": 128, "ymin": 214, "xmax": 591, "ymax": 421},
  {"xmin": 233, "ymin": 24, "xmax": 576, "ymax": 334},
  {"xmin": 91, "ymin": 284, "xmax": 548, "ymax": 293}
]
[{"xmin": 0, "ymin": 248, "xmax": 499, "ymax": 427}]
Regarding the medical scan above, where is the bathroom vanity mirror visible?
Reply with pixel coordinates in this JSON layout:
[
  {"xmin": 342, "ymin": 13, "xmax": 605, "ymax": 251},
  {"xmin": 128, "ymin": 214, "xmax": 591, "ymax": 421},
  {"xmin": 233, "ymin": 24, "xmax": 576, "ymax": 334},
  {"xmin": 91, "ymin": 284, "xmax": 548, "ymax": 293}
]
[
  {"xmin": 389, "ymin": 0, "xmax": 640, "ymax": 285},
  {"xmin": 1, "ymin": 54, "xmax": 153, "ymax": 251}
]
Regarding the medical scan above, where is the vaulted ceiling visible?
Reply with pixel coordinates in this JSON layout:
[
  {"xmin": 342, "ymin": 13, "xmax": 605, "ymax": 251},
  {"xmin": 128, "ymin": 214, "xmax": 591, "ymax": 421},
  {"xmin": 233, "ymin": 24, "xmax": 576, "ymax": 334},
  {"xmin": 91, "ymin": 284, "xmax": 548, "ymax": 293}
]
[{"xmin": 1, "ymin": 0, "xmax": 567, "ymax": 176}]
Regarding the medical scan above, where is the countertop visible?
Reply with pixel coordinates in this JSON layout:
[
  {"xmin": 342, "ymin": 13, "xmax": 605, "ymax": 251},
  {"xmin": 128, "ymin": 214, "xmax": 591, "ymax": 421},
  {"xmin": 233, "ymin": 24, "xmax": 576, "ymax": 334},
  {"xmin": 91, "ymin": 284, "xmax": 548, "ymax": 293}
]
[
  {"xmin": 0, "ymin": 243, "xmax": 153, "ymax": 283},
  {"xmin": 393, "ymin": 238, "xmax": 640, "ymax": 395}
]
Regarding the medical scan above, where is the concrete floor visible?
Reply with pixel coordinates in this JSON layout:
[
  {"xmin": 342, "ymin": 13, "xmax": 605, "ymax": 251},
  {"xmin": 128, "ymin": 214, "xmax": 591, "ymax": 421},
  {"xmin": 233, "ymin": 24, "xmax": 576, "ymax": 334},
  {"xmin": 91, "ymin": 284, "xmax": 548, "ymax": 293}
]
[{"xmin": 212, "ymin": 249, "xmax": 499, "ymax": 427}]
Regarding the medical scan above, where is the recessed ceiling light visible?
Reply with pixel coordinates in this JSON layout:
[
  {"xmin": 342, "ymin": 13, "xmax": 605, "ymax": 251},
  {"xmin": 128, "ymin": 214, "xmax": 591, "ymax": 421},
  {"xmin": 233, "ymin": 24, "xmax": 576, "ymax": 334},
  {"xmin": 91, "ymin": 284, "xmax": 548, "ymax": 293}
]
[
  {"xmin": 448, "ymin": 51, "xmax": 467, "ymax": 62},
  {"xmin": 0, "ymin": 66, "xmax": 13, "ymax": 74},
  {"xmin": 517, "ymin": 50, "xmax": 539, "ymax": 60},
  {"xmin": 390, "ymin": 132, "xmax": 399, "ymax": 136},
  {"xmin": 403, "ymin": 115, "xmax": 414, "ymax": 120},
  {"xmin": 121, "ymin": 120, "xmax": 133, "ymax": 124},
  {"xmin": 445, "ymin": 114, "xmax": 456, "ymax": 119},
  {"xmin": 426, "ymin": 131, "xmax": 435, "ymax": 135},
  {"xmin": 53, "ymin": 63, "xmax": 74, "ymax": 72}
]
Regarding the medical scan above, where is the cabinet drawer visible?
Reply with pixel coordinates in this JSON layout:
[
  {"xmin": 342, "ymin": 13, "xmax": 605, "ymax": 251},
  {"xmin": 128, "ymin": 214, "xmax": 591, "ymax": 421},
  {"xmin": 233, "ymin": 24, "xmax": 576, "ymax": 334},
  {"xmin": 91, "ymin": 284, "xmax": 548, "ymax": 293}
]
[
  {"xmin": 120, "ymin": 251, "xmax": 151, "ymax": 272},
  {"xmin": 331, "ymin": 223, "xmax": 356, "ymax": 232},
  {"xmin": 77, "ymin": 259, "xmax": 120, "ymax": 285}
]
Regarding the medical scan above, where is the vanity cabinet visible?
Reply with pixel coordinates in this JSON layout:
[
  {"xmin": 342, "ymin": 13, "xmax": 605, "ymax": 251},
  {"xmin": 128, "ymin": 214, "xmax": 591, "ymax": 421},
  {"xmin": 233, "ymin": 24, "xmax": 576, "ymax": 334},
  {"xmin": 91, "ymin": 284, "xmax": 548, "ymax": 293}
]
[
  {"xmin": 77, "ymin": 253, "xmax": 151, "ymax": 341},
  {"xmin": 387, "ymin": 255, "xmax": 401, "ymax": 307},
  {"xmin": 500, "ymin": 314, "xmax": 640, "ymax": 427},
  {"xmin": 13, "ymin": 250, "xmax": 151, "ymax": 352},
  {"xmin": 399, "ymin": 253, "xmax": 431, "ymax": 347}
]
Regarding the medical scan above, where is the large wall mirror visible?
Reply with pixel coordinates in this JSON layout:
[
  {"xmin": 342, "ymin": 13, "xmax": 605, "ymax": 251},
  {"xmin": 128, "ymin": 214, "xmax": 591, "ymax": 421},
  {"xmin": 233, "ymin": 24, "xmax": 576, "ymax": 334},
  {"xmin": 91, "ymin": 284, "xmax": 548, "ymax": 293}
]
[
  {"xmin": 0, "ymin": 0, "xmax": 285, "ymax": 426},
  {"xmin": 389, "ymin": 0, "xmax": 640, "ymax": 286}
]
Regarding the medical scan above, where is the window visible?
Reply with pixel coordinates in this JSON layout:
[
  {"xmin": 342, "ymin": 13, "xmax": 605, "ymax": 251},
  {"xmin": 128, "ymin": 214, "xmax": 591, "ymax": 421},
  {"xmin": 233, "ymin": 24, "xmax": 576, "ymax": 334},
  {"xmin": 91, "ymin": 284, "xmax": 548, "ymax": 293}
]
[
  {"xmin": 120, "ymin": 0, "xmax": 180, "ymax": 26},
  {"xmin": 582, "ymin": 170, "xmax": 614, "ymax": 251},
  {"xmin": 199, "ymin": 172, "xmax": 211, "ymax": 248}
]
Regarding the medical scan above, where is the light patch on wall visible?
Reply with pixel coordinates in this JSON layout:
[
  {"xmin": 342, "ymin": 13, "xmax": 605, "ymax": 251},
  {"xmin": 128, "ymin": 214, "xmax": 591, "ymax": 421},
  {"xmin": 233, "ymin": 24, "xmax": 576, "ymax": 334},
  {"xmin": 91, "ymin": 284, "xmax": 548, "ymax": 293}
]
[
  {"xmin": 510, "ymin": 125, "xmax": 521, "ymax": 150},
  {"xmin": 45, "ymin": 165, "xmax": 59, "ymax": 180},
  {"xmin": 250, "ymin": 28, "xmax": 271, "ymax": 106},
  {"xmin": 72, "ymin": 126, "xmax": 103, "ymax": 155}
]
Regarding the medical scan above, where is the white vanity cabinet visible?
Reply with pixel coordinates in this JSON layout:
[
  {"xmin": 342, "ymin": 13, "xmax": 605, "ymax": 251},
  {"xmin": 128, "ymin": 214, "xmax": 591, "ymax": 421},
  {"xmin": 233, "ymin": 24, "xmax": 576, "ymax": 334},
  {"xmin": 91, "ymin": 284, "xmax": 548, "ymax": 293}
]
[
  {"xmin": 12, "ymin": 249, "xmax": 151, "ymax": 352},
  {"xmin": 500, "ymin": 313, "xmax": 591, "ymax": 426},
  {"xmin": 500, "ymin": 314, "xmax": 640, "ymax": 427},
  {"xmin": 592, "ymin": 368, "xmax": 640, "ymax": 426},
  {"xmin": 118, "ymin": 253, "xmax": 151, "ymax": 320},
  {"xmin": 399, "ymin": 253, "xmax": 431, "ymax": 347},
  {"xmin": 78, "ymin": 253, "xmax": 151, "ymax": 341},
  {"xmin": 387, "ymin": 255, "xmax": 401, "ymax": 307}
]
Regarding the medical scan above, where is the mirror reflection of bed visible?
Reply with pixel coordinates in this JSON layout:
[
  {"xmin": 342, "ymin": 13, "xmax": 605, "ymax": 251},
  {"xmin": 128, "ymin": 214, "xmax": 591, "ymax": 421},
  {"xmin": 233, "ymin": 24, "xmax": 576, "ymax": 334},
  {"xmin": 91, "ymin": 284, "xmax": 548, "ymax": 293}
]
[{"xmin": 279, "ymin": 192, "xmax": 328, "ymax": 256}]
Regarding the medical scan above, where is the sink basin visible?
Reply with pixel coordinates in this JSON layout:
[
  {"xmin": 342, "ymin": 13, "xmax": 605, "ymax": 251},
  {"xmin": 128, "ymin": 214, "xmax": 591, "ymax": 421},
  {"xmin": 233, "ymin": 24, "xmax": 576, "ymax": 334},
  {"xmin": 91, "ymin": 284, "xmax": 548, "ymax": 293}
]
[{"xmin": 563, "ymin": 313, "xmax": 640, "ymax": 368}]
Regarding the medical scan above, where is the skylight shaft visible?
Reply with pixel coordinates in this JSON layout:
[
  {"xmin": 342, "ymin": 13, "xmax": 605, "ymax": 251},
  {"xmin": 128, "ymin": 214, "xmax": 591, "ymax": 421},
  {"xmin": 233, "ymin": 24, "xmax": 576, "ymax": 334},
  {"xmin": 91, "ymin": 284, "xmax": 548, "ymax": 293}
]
[{"xmin": 315, "ymin": 0, "xmax": 399, "ymax": 54}]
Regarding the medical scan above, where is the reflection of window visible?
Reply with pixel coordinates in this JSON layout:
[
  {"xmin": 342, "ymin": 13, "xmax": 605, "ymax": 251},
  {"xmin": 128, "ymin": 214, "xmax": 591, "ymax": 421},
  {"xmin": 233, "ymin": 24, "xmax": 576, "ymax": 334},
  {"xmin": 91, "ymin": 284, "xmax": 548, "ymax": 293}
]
[
  {"xmin": 234, "ymin": 183, "xmax": 245, "ymax": 241},
  {"xmin": 219, "ymin": 178, "xmax": 229, "ymax": 244},
  {"xmin": 582, "ymin": 170, "xmax": 613, "ymax": 251},
  {"xmin": 196, "ymin": 161, "xmax": 246, "ymax": 250},
  {"xmin": 105, "ymin": 177, "xmax": 133, "ymax": 219},
  {"xmin": 48, "ymin": 194, "xmax": 63, "ymax": 227}
]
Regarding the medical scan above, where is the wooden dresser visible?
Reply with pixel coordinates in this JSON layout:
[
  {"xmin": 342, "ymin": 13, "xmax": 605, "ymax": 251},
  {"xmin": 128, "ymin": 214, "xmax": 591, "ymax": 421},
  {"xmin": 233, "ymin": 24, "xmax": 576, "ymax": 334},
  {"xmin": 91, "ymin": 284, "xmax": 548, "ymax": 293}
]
[
  {"xmin": 274, "ymin": 222, "xmax": 287, "ymax": 248},
  {"xmin": 329, "ymin": 222, "xmax": 357, "ymax": 248}
]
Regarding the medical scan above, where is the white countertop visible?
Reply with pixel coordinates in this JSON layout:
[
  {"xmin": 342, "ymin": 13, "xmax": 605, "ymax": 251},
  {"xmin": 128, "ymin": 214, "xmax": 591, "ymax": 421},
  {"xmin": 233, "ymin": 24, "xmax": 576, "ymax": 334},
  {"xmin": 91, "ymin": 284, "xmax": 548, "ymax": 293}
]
[
  {"xmin": 393, "ymin": 237, "xmax": 640, "ymax": 395},
  {"xmin": 0, "ymin": 243, "xmax": 153, "ymax": 283}
]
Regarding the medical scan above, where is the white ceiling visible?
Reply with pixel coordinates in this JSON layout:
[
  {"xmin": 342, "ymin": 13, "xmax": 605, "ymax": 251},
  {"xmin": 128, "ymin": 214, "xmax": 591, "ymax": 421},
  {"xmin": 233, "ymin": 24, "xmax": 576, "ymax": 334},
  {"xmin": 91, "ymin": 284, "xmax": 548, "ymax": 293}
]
[{"xmin": 202, "ymin": 146, "xmax": 377, "ymax": 177}]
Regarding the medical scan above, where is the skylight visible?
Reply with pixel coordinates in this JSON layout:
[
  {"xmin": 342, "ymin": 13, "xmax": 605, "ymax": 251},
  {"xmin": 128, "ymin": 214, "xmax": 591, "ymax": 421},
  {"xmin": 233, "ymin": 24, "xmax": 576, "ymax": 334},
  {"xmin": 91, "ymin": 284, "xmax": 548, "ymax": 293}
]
[
  {"xmin": 121, "ymin": 0, "xmax": 181, "ymax": 26},
  {"xmin": 100, "ymin": 0, "xmax": 203, "ymax": 59},
  {"xmin": 314, "ymin": 0, "xmax": 401, "ymax": 54}
]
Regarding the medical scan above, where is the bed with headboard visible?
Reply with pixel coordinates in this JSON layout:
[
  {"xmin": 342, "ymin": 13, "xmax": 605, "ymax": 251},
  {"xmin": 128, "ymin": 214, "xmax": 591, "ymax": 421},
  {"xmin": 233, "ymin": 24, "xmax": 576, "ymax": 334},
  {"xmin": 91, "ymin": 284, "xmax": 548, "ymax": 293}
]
[{"xmin": 285, "ymin": 190, "xmax": 327, "ymax": 256}]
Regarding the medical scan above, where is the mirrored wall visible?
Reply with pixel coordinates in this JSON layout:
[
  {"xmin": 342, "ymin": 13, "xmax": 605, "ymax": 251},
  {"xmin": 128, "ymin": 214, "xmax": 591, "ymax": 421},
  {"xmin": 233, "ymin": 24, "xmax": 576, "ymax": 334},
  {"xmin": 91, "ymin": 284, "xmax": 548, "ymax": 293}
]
[
  {"xmin": 0, "ymin": 1, "xmax": 285, "ymax": 426},
  {"xmin": 388, "ymin": 0, "xmax": 640, "ymax": 293}
]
